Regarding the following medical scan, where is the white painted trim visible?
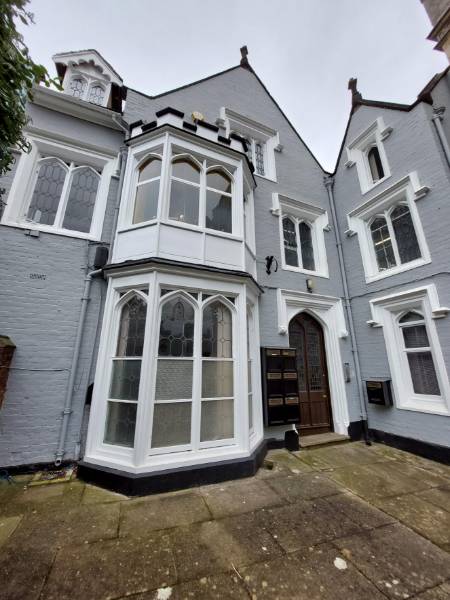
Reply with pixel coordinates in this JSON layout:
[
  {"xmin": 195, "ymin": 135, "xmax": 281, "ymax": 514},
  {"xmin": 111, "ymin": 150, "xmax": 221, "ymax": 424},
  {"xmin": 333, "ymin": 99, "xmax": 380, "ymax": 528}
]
[
  {"xmin": 273, "ymin": 193, "xmax": 330, "ymax": 278},
  {"xmin": 347, "ymin": 172, "xmax": 432, "ymax": 283},
  {"xmin": 368, "ymin": 284, "xmax": 450, "ymax": 415},
  {"xmin": 276, "ymin": 288, "xmax": 350, "ymax": 435},
  {"xmin": 346, "ymin": 117, "xmax": 392, "ymax": 194}
]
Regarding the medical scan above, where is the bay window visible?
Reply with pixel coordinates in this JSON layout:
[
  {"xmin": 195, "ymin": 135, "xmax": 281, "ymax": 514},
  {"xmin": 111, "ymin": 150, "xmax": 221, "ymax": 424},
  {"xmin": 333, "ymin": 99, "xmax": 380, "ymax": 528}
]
[
  {"xmin": 133, "ymin": 156, "xmax": 162, "ymax": 224},
  {"xmin": 169, "ymin": 157, "xmax": 201, "ymax": 225}
]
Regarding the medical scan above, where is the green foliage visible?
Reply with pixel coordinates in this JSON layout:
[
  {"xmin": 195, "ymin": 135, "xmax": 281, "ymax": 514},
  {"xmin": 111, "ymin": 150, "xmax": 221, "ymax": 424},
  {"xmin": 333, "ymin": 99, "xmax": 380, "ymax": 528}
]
[{"xmin": 0, "ymin": 0, "xmax": 60, "ymax": 185}]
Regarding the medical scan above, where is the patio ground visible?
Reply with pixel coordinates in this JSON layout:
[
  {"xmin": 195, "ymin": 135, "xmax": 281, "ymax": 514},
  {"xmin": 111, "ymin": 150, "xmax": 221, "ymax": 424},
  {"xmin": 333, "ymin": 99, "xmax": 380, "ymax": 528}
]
[{"xmin": 0, "ymin": 441, "xmax": 449, "ymax": 600}]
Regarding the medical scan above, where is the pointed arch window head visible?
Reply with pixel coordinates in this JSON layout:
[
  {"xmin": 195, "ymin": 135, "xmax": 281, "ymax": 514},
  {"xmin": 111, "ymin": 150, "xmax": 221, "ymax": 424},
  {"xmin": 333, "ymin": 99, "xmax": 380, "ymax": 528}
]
[
  {"xmin": 367, "ymin": 145, "xmax": 384, "ymax": 183},
  {"xmin": 299, "ymin": 222, "xmax": 315, "ymax": 271},
  {"xmin": 116, "ymin": 295, "xmax": 147, "ymax": 357},
  {"xmin": 133, "ymin": 156, "xmax": 162, "ymax": 224},
  {"xmin": 169, "ymin": 157, "xmax": 201, "ymax": 226},
  {"xmin": 25, "ymin": 157, "xmax": 100, "ymax": 234},
  {"xmin": 202, "ymin": 300, "xmax": 233, "ymax": 358},
  {"xmin": 398, "ymin": 310, "xmax": 440, "ymax": 396},
  {"xmin": 369, "ymin": 202, "xmax": 421, "ymax": 272},
  {"xmin": 159, "ymin": 296, "xmax": 195, "ymax": 357},
  {"xmin": 283, "ymin": 217, "xmax": 298, "ymax": 267}
]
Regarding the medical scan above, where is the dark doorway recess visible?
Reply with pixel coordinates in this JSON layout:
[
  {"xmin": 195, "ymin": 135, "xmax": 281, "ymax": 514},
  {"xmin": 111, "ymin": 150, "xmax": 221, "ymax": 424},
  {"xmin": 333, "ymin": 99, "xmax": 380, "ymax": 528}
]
[{"xmin": 289, "ymin": 312, "xmax": 332, "ymax": 435}]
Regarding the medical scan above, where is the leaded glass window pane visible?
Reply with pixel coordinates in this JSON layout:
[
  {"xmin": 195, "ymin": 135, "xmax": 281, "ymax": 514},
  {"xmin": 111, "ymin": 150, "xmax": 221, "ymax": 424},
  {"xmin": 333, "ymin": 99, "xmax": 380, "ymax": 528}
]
[
  {"xmin": 151, "ymin": 402, "xmax": 192, "ymax": 447},
  {"xmin": 407, "ymin": 352, "xmax": 440, "ymax": 395},
  {"xmin": 155, "ymin": 359, "xmax": 193, "ymax": 400},
  {"xmin": 283, "ymin": 217, "xmax": 298, "ymax": 267},
  {"xmin": 27, "ymin": 159, "xmax": 67, "ymax": 225},
  {"xmin": 299, "ymin": 222, "xmax": 315, "ymax": 271},
  {"xmin": 104, "ymin": 401, "xmax": 137, "ymax": 447},
  {"xmin": 169, "ymin": 180, "xmax": 199, "ymax": 225},
  {"xmin": 70, "ymin": 77, "xmax": 87, "ymax": 98},
  {"xmin": 159, "ymin": 298, "xmax": 195, "ymax": 357},
  {"xmin": 109, "ymin": 360, "xmax": 141, "ymax": 400},
  {"xmin": 367, "ymin": 146, "xmax": 384, "ymax": 182},
  {"xmin": 206, "ymin": 190, "xmax": 232, "ymax": 232},
  {"xmin": 370, "ymin": 216, "xmax": 396, "ymax": 270},
  {"xmin": 88, "ymin": 85, "xmax": 105, "ymax": 105},
  {"xmin": 200, "ymin": 399, "xmax": 234, "ymax": 441},
  {"xmin": 202, "ymin": 302, "xmax": 232, "ymax": 358},
  {"xmin": 391, "ymin": 204, "xmax": 421, "ymax": 264},
  {"xmin": 62, "ymin": 167, "xmax": 99, "ymax": 233},
  {"xmin": 116, "ymin": 296, "xmax": 147, "ymax": 357},
  {"xmin": 254, "ymin": 141, "xmax": 265, "ymax": 176},
  {"xmin": 202, "ymin": 361, "xmax": 233, "ymax": 398}
]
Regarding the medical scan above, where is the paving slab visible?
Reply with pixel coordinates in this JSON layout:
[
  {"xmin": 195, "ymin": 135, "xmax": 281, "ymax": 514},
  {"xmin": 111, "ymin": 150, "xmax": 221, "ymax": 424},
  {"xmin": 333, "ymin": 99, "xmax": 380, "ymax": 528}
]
[
  {"xmin": 412, "ymin": 582, "xmax": 450, "ymax": 599},
  {"xmin": 370, "ymin": 445, "xmax": 450, "ymax": 480},
  {"xmin": 264, "ymin": 448, "xmax": 313, "ymax": 473},
  {"xmin": 375, "ymin": 493, "xmax": 450, "ymax": 550},
  {"xmin": 326, "ymin": 461, "xmax": 447, "ymax": 501},
  {"xmin": 82, "ymin": 483, "xmax": 129, "ymax": 505},
  {"xmin": 118, "ymin": 574, "xmax": 249, "ymax": 599},
  {"xmin": 334, "ymin": 523, "xmax": 450, "ymax": 598},
  {"xmin": 201, "ymin": 477, "xmax": 283, "ymax": 518},
  {"xmin": 240, "ymin": 542, "xmax": 387, "ymax": 599},
  {"xmin": 41, "ymin": 532, "xmax": 175, "ymax": 600},
  {"xmin": 0, "ymin": 515, "xmax": 22, "ymax": 548},
  {"xmin": 416, "ymin": 487, "xmax": 450, "ymax": 512},
  {"xmin": 8, "ymin": 501, "xmax": 120, "ymax": 551},
  {"xmin": 323, "ymin": 491, "xmax": 396, "ymax": 530},
  {"xmin": 294, "ymin": 442, "xmax": 393, "ymax": 470},
  {"xmin": 0, "ymin": 480, "xmax": 85, "ymax": 517},
  {"xmin": 120, "ymin": 490, "xmax": 211, "ymax": 536},
  {"xmin": 266, "ymin": 471, "xmax": 344, "ymax": 502},
  {"xmin": 167, "ymin": 513, "xmax": 283, "ymax": 581},
  {"xmin": 260, "ymin": 497, "xmax": 363, "ymax": 553}
]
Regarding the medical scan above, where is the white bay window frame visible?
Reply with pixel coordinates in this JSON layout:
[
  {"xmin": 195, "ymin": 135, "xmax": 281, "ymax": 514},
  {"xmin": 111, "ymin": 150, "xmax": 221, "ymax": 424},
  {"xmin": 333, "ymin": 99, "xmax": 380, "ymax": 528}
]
[
  {"xmin": 272, "ymin": 193, "xmax": 329, "ymax": 278},
  {"xmin": 347, "ymin": 172, "xmax": 431, "ymax": 283},
  {"xmin": 1, "ymin": 132, "xmax": 115, "ymax": 240},
  {"xmin": 369, "ymin": 284, "xmax": 450, "ymax": 415},
  {"xmin": 85, "ymin": 269, "xmax": 263, "ymax": 473}
]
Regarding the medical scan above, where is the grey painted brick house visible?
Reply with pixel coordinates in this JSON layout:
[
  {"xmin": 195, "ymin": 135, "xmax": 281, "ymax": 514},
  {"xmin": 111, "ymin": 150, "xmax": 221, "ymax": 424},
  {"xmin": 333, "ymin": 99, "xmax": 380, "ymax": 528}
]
[{"xmin": 0, "ymin": 47, "xmax": 449, "ymax": 492}]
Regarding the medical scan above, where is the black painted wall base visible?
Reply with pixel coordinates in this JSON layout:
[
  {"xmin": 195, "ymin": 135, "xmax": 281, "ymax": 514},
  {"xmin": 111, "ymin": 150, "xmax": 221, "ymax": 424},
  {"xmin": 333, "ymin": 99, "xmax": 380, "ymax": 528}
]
[
  {"xmin": 369, "ymin": 428, "xmax": 450, "ymax": 465},
  {"xmin": 78, "ymin": 440, "xmax": 268, "ymax": 496}
]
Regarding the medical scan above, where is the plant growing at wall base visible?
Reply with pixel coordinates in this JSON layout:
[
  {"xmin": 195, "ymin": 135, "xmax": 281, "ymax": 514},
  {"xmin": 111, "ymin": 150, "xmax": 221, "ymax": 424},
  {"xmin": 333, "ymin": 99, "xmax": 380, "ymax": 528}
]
[{"xmin": 0, "ymin": 0, "xmax": 60, "ymax": 204}]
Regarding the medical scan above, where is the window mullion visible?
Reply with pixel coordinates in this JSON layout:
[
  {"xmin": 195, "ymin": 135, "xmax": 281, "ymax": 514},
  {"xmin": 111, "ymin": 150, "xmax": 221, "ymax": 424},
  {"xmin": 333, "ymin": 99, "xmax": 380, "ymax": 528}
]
[
  {"xmin": 55, "ymin": 164, "xmax": 73, "ymax": 229},
  {"xmin": 296, "ymin": 219, "xmax": 303, "ymax": 269},
  {"xmin": 191, "ymin": 304, "xmax": 202, "ymax": 450},
  {"xmin": 386, "ymin": 211, "xmax": 401, "ymax": 266}
]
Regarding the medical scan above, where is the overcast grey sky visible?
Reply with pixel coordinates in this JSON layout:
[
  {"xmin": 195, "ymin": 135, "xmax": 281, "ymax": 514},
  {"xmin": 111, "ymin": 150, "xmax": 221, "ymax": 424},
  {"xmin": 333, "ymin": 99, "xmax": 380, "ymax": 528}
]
[{"xmin": 19, "ymin": 0, "xmax": 448, "ymax": 171}]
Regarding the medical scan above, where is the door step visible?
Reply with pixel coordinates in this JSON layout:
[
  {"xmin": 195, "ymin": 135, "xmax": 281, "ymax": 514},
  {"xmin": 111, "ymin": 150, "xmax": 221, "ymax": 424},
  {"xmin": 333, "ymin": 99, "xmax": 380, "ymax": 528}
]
[{"xmin": 299, "ymin": 432, "xmax": 350, "ymax": 449}]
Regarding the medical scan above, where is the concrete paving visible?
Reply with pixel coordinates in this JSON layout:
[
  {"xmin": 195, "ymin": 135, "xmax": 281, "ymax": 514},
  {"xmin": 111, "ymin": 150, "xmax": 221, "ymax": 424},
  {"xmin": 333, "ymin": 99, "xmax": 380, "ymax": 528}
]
[{"xmin": 0, "ymin": 442, "xmax": 449, "ymax": 600}]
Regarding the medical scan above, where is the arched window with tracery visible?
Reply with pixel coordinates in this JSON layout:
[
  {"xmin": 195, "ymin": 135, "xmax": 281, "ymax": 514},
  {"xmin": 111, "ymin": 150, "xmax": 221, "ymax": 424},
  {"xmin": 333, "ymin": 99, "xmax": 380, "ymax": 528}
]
[
  {"xmin": 367, "ymin": 145, "xmax": 384, "ymax": 182},
  {"xmin": 104, "ymin": 293, "xmax": 147, "ymax": 447},
  {"xmin": 69, "ymin": 77, "xmax": 87, "ymax": 99},
  {"xmin": 151, "ymin": 295, "xmax": 195, "ymax": 448},
  {"xmin": 200, "ymin": 300, "xmax": 234, "ymax": 442}
]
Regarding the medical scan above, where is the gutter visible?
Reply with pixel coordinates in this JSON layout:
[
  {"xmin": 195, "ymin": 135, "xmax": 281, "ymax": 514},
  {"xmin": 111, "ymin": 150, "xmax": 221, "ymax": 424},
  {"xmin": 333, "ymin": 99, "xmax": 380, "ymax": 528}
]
[
  {"xmin": 324, "ymin": 176, "xmax": 370, "ymax": 444},
  {"xmin": 432, "ymin": 107, "xmax": 450, "ymax": 167}
]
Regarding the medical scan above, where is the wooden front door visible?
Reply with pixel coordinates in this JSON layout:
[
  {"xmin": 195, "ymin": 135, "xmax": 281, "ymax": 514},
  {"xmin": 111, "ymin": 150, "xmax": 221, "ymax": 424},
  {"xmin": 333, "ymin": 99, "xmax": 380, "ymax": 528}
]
[{"xmin": 288, "ymin": 313, "xmax": 332, "ymax": 435}]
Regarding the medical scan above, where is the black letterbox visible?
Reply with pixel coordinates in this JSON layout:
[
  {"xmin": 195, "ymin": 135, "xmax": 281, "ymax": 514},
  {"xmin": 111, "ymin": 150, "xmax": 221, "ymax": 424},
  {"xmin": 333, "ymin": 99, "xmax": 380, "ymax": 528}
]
[
  {"xmin": 261, "ymin": 347, "xmax": 300, "ymax": 426},
  {"xmin": 366, "ymin": 380, "xmax": 393, "ymax": 406}
]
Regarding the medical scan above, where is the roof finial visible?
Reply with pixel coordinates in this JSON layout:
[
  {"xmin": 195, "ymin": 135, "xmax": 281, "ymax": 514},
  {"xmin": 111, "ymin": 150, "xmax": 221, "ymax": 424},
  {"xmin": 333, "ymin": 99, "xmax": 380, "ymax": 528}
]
[
  {"xmin": 348, "ymin": 77, "xmax": 363, "ymax": 107},
  {"xmin": 240, "ymin": 45, "xmax": 252, "ymax": 71}
]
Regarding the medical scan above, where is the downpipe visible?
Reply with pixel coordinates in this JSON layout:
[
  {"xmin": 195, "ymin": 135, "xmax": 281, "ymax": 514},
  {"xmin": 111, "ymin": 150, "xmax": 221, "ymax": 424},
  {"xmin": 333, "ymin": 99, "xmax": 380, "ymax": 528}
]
[
  {"xmin": 432, "ymin": 107, "xmax": 450, "ymax": 167},
  {"xmin": 54, "ymin": 268, "xmax": 103, "ymax": 465},
  {"xmin": 324, "ymin": 176, "xmax": 371, "ymax": 445}
]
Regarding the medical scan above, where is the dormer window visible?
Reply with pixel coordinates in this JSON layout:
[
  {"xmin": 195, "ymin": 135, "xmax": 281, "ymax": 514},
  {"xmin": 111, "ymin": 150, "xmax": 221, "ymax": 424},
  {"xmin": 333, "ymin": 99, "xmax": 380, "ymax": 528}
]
[
  {"xmin": 70, "ymin": 77, "xmax": 87, "ymax": 99},
  {"xmin": 88, "ymin": 84, "xmax": 106, "ymax": 106},
  {"xmin": 367, "ymin": 145, "xmax": 384, "ymax": 182}
]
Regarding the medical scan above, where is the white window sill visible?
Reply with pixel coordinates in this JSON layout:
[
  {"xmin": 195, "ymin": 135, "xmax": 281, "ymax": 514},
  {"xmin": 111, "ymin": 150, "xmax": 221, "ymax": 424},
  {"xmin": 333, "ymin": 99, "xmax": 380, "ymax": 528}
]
[
  {"xmin": 281, "ymin": 263, "xmax": 329, "ymax": 279},
  {"xmin": 396, "ymin": 397, "xmax": 450, "ymax": 416},
  {"xmin": 254, "ymin": 173, "xmax": 277, "ymax": 183},
  {"xmin": 361, "ymin": 174, "xmax": 391, "ymax": 195},
  {"xmin": 366, "ymin": 257, "xmax": 431, "ymax": 283},
  {"xmin": 118, "ymin": 219, "xmax": 158, "ymax": 233},
  {"xmin": 1, "ymin": 220, "xmax": 99, "ymax": 241}
]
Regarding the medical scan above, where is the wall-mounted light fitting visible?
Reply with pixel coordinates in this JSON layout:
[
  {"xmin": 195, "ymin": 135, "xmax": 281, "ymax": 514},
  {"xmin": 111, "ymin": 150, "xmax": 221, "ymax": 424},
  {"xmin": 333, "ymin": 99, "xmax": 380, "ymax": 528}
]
[{"xmin": 306, "ymin": 278, "xmax": 314, "ymax": 293}]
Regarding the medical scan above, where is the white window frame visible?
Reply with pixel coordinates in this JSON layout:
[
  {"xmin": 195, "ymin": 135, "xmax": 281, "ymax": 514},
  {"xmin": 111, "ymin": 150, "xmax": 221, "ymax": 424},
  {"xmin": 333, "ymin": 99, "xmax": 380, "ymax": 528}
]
[
  {"xmin": 347, "ymin": 172, "xmax": 431, "ymax": 283},
  {"xmin": 345, "ymin": 117, "xmax": 392, "ymax": 194},
  {"xmin": 1, "ymin": 132, "xmax": 116, "ymax": 240},
  {"xmin": 272, "ymin": 193, "xmax": 329, "ymax": 278},
  {"xmin": 369, "ymin": 284, "xmax": 450, "ymax": 415},
  {"xmin": 118, "ymin": 132, "xmax": 244, "ymax": 239},
  {"xmin": 63, "ymin": 69, "xmax": 111, "ymax": 108},
  {"xmin": 219, "ymin": 107, "xmax": 280, "ymax": 181}
]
